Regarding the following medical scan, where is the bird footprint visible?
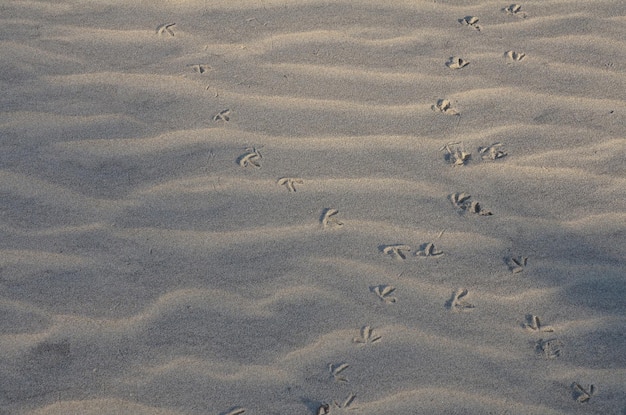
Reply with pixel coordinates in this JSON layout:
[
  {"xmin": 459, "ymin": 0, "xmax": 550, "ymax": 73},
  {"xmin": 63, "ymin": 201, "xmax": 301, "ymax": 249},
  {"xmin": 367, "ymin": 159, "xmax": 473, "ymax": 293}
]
[
  {"xmin": 277, "ymin": 177, "xmax": 303, "ymax": 192},
  {"xmin": 156, "ymin": 23, "xmax": 176, "ymax": 36},
  {"xmin": 447, "ymin": 288, "xmax": 475, "ymax": 312},
  {"xmin": 372, "ymin": 285, "xmax": 397, "ymax": 303},
  {"xmin": 450, "ymin": 192, "xmax": 471, "ymax": 209},
  {"xmin": 416, "ymin": 243, "xmax": 444, "ymax": 257},
  {"xmin": 440, "ymin": 142, "xmax": 471, "ymax": 166},
  {"xmin": 479, "ymin": 142, "xmax": 507, "ymax": 160},
  {"xmin": 189, "ymin": 63, "xmax": 211, "ymax": 73},
  {"xmin": 329, "ymin": 363, "xmax": 350, "ymax": 383},
  {"xmin": 432, "ymin": 99, "xmax": 459, "ymax": 115},
  {"xmin": 535, "ymin": 338, "xmax": 563, "ymax": 359},
  {"xmin": 523, "ymin": 314, "xmax": 554, "ymax": 333},
  {"xmin": 503, "ymin": 4, "xmax": 527, "ymax": 18},
  {"xmin": 381, "ymin": 244, "xmax": 411, "ymax": 260},
  {"xmin": 572, "ymin": 382, "xmax": 595, "ymax": 403},
  {"xmin": 321, "ymin": 208, "xmax": 343, "ymax": 228},
  {"xmin": 507, "ymin": 256, "xmax": 528, "ymax": 273},
  {"xmin": 449, "ymin": 193, "xmax": 492, "ymax": 216},
  {"xmin": 505, "ymin": 50, "xmax": 526, "ymax": 61},
  {"xmin": 214, "ymin": 109, "xmax": 231, "ymax": 122},
  {"xmin": 459, "ymin": 16, "xmax": 481, "ymax": 31},
  {"xmin": 446, "ymin": 57, "xmax": 470, "ymax": 69},
  {"xmin": 333, "ymin": 394, "xmax": 357, "ymax": 410},
  {"xmin": 353, "ymin": 325, "xmax": 381, "ymax": 344},
  {"xmin": 237, "ymin": 147, "xmax": 262, "ymax": 168},
  {"xmin": 317, "ymin": 394, "xmax": 356, "ymax": 415}
]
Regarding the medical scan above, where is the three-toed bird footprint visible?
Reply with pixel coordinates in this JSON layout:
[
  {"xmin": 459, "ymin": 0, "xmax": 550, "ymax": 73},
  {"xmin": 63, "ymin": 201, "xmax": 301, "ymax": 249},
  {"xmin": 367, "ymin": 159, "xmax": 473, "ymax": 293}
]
[
  {"xmin": 277, "ymin": 177, "xmax": 303, "ymax": 192},
  {"xmin": 432, "ymin": 99, "xmax": 460, "ymax": 115},
  {"xmin": 572, "ymin": 383, "xmax": 595, "ymax": 403},
  {"xmin": 156, "ymin": 23, "xmax": 176, "ymax": 36},
  {"xmin": 479, "ymin": 143, "xmax": 507, "ymax": 160},
  {"xmin": 523, "ymin": 314, "xmax": 554, "ymax": 332},
  {"xmin": 446, "ymin": 288, "xmax": 475, "ymax": 312},
  {"xmin": 459, "ymin": 16, "xmax": 481, "ymax": 31},
  {"xmin": 328, "ymin": 362, "xmax": 350, "ymax": 383},
  {"xmin": 506, "ymin": 256, "xmax": 528, "ymax": 273},
  {"xmin": 535, "ymin": 338, "xmax": 563, "ymax": 359},
  {"xmin": 381, "ymin": 244, "xmax": 411, "ymax": 260},
  {"xmin": 237, "ymin": 147, "xmax": 262, "ymax": 168},
  {"xmin": 321, "ymin": 208, "xmax": 343, "ymax": 228},
  {"xmin": 440, "ymin": 142, "xmax": 470, "ymax": 166},
  {"xmin": 372, "ymin": 285, "xmax": 397, "ymax": 303},
  {"xmin": 446, "ymin": 57, "xmax": 470, "ymax": 69},
  {"xmin": 416, "ymin": 243, "xmax": 444, "ymax": 257},
  {"xmin": 353, "ymin": 325, "xmax": 382, "ymax": 344}
]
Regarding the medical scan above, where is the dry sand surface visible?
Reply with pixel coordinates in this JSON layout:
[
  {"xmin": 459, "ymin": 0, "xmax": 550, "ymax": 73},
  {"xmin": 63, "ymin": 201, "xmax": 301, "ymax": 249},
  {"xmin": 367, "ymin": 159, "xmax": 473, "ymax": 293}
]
[{"xmin": 1, "ymin": 0, "xmax": 625, "ymax": 414}]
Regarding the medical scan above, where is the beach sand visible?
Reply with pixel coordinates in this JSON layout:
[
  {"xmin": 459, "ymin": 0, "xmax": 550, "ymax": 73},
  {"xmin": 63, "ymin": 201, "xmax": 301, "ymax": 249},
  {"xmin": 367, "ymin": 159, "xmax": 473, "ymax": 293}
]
[{"xmin": 1, "ymin": 0, "xmax": 625, "ymax": 414}]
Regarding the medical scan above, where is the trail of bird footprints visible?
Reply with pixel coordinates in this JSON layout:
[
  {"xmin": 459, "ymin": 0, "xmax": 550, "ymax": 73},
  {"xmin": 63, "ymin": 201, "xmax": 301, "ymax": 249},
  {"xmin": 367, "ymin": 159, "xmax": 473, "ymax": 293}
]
[{"xmin": 154, "ymin": 3, "xmax": 594, "ymax": 411}]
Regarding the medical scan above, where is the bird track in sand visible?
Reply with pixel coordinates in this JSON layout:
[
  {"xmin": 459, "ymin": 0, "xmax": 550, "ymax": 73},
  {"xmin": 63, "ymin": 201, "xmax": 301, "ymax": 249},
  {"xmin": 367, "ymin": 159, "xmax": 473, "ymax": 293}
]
[
  {"xmin": 381, "ymin": 244, "xmax": 411, "ymax": 260},
  {"xmin": 237, "ymin": 147, "xmax": 262, "ymax": 168},
  {"xmin": 479, "ymin": 142, "xmax": 507, "ymax": 160},
  {"xmin": 523, "ymin": 314, "xmax": 554, "ymax": 333},
  {"xmin": 535, "ymin": 338, "xmax": 563, "ymax": 359},
  {"xmin": 446, "ymin": 57, "xmax": 470, "ymax": 69},
  {"xmin": 503, "ymin": 4, "xmax": 527, "ymax": 18},
  {"xmin": 353, "ymin": 325, "xmax": 382, "ymax": 344},
  {"xmin": 440, "ymin": 142, "xmax": 471, "ymax": 166},
  {"xmin": 432, "ymin": 99, "xmax": 460, "ymax": 115},
  {"xmin": 214, "ymin": 109, "xmax": 231, "ymax": 122},
  {"xmin": 372, "ymin": 285, "xmax": 397, "ymax": 303},
  {"xmin": 416, "ymin": 242, "xmax": 444, "ymax": 257},
  {"xmin": 459, "ymin": 16, "xmax": 481, "ymax": 31},
  {"xmin": 447, "ymin": 288, "xmax": 475, "ymax": 312},
  {"xmin": 505, "ymin": 50, "xmax": 526, "ymax": 62},
  {"xmin": 277, "ymin": 177, "xmax": 303, "ymax": 192},
  {"xmin": 449, "ymin": 193, "xmax": 493, "ymax": 216},
  {"xmin": 328, "ymin": 362, "xmax": 350, "ymax": 383},
  {"xmin": 156, "ymin": 23, "xmax": 176, "ymax": 36},
  {"xmin": 572, "ymin": 382, "xmax": 595, "ymax": 403},
  {"xmin": 506, "ymin": 256, "xmax": 528, "ymax": 273},
  {"xmin": 321, "ymin": 208, "xmax": 343, "ymax": 228}
]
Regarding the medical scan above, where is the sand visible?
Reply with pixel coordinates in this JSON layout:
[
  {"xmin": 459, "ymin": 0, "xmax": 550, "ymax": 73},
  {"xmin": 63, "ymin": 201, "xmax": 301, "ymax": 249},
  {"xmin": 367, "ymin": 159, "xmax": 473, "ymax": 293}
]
[{"xmin": 1, "ymin": 0, "xmax": 625, "ymax": 414}]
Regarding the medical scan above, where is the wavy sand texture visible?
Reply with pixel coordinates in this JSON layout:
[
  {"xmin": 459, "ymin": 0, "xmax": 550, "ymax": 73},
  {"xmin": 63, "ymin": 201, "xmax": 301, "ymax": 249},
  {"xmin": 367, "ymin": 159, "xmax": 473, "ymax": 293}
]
[{"xmin": 1, "ymin": 0, "xmax": 625, "ymax": 414}]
